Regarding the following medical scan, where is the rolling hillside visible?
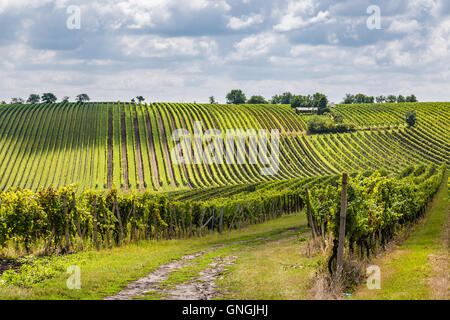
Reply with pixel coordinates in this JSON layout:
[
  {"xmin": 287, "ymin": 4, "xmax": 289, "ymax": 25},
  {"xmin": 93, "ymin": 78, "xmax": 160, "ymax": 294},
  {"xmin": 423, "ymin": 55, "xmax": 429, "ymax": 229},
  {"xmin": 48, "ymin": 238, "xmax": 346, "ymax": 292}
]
[{"xmin": 0, "ymin": 102, "xmax": 448, "ymax": 192}]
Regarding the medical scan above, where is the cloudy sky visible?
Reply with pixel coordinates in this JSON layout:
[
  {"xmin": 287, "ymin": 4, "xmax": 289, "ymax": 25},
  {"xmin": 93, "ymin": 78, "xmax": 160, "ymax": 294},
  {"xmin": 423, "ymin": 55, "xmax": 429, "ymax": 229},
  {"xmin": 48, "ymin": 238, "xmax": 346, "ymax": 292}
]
[{"xmin": 0, "ymin": 0, "xmax": 449, "ymax": 103}]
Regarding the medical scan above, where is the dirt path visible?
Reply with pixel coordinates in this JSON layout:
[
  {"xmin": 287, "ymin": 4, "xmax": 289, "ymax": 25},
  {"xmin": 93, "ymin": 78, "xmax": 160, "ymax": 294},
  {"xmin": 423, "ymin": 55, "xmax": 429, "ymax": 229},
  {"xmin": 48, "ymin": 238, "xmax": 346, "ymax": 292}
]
[
  {"xmin": 0, "ymin": 260, "xmax": 23, "ymax": 276},
  {"xmin": 163, "ymin": 253, "xmax": 239, "ymax": 300},
  {"xmin": 107, "ymin": 106, "xmax": 113, "ymax": 189},
  {"xmin": 132, "ymin": 105, "xmax": 145, "ymax": 189},
  {"xmin": 144, "ymin": 108, "xmax": 160, "ymax": 189},
  {"xmin": 104, "ymin": 250, "xmax": 211, "ymax": 300},
  {"xmin": 104, "ymin": 228, "xmax": 301, "ymax": 300},
  {"xmin": 120, "ymin": 109, "xmax": 129, "ymax": 189}
]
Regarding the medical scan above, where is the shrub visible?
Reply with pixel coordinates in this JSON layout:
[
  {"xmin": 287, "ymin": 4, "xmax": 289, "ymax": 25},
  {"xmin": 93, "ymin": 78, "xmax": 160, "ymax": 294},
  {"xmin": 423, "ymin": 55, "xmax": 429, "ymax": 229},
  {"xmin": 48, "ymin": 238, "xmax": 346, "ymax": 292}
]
[
  {"xmin": 307, "ymin": 116, "xmax": 357, "ymax": 134},
  {"xmin": 406, "ymin": 110, "xmax": 417, "ymax": 127}
]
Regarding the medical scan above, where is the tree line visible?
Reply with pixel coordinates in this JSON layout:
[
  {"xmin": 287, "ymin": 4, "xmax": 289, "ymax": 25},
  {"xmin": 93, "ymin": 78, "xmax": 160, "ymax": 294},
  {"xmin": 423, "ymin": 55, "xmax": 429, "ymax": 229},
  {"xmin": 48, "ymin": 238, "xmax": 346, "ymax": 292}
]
[
  {"xmin": 342, "ymin": 93, "xmax": 418, "ymax": 104},
  {"xmin": 2, "ymin": 93, "xmax": 91, "ymax": 105},
  {"xmin": 223, "ymin": 90, "xmax": 330, "ymax": 115}
]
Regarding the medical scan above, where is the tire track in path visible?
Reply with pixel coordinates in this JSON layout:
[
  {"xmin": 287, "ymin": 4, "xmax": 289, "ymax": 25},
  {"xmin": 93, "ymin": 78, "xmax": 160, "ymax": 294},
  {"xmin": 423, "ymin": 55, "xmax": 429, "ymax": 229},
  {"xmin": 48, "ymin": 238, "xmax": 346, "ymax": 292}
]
[{"xmin": 104, "ymin": 227, "xmax": 302, "ymax": 300}]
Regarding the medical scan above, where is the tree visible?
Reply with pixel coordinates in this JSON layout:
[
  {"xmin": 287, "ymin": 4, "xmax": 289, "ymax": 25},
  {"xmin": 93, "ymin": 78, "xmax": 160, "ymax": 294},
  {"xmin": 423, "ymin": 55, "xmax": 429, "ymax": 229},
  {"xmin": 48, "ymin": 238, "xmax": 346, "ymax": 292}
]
[
  {"xmin": 354, "ymin": 94, "xmax": 367, "ymax": 104},
  {"xmin": 76, "ymin": 94, "xmax": 90, "ymax": 103},
  {"xmin": 271, "ymin": 95, "xmax": 281, "ymax": 104},
  {"xmin": 343, "ymin": 94, "xmax": 355, "ymax": 104},
  {"xmin": 136, "ymin": 96, "xmax": 145, "ymax": 103},
  {"xmin": 406, "ymin": 95, "xmax": 417, "ymax": 103},
  {"xmin": 226, "ymin": 90, "xmax": 246, "ymax": 104},
  {"xmin": 11, "ymin": 97, "xmax": 24, "ymax": 104},
  {"xmin": 291, "ymin": 95, "xmax": 313, "ymax": 109},
  {"xmin": 41, "ymin": 93, "xmax": 57, "ymax": 104},
  {"xmin": 405, "ymin": 110, "xmax": 417, "ymax": 127},
  {"xmin": 62, "ymin": 96, "xmax": 70, "ymax": 103},
  {"xmin": 209, "ymin": 96, "xmax": 217, "ymax": 104},
  {"xmin": 27, "ymin": 94, "xmax": 40, "ymax": 104},
  {"xmin": 1, "ymin": 101, "xmax": 6, "ymax": 105},
  {"xmin": 271, "ymin": 92, "xmax": 293, "ymax": 104},
  {"xmin": 364, "ymin": 96, "xmax": 375, "ymax": 104},
  {"xmin": 131, "ymin": 98, "xmax": 136, "ymax": 103},
  {"xmin": 397, "ymin": 95, "xmax": 406, "ymax": 103},
  {"xmin": 312, "ymin": 93, "xmax": 327, "ymax": 108},
  {"xmin": 317, "ymin": 96, "xmax": 330, "ymax": 115},
  {"xmin": 247, "ymin": 95, "xmax": 268, "ymax": 104},
  {"xmin": 376, "ymin": 95, "xmax": 386, "ymax": 103},
  {"xmin": 387, "ymin": 95, "xmax": 397, "ymax": 103}
]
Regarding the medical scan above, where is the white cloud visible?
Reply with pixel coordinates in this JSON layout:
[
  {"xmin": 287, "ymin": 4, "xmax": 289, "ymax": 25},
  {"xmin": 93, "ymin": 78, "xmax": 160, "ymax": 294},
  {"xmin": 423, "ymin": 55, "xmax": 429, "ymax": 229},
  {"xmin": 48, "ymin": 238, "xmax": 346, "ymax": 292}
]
[
  {"xmin": 0, "ymin": 0, "xmax": 52, "ymax": 14},
  {"xmin": 388, "ymin": 19, "xmax": 420, "ymax": 33},
  {"xmin": 119, "ymin": 35, "xmax": 218, "ymax": 59},
  {"xmin": 227, "ymin": 14, "xmax": 264, "ymax": 30},
  {"xmin": 274, "ymin": 0, "xmax": 329, "ymax": 32},
  {"xmin": 229, "ymin": 33, "xmax": 278, "ymax": 61}
]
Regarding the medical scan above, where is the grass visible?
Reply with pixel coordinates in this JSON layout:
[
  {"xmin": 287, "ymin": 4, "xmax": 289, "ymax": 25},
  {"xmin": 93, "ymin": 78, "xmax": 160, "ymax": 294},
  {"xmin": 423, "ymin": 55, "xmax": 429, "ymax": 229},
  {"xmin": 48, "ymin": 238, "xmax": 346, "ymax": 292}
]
[
  {"xmin": 352, "ymin": 171, "xmax": 449, "ymax": 300},
  {"xmin": 216, "ymin": 226, "xmax": 323, "ymax": 300},
  {"xmin": 137, "ymin": 228, "xmax": 305, "ymax": 300},
  {"xmin": 0, "ymin": 212, "xmax": 307, "ymax": 300}
]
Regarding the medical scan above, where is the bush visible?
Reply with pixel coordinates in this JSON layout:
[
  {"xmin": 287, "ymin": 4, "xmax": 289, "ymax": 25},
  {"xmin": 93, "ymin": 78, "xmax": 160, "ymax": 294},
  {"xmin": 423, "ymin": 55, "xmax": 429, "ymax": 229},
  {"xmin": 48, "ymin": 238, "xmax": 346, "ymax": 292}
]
[
  {"xmin": 307, "ymin": 116, "xmax": 357, "ymax": 134},
  {"xmin": 406, "ymin": 110, "xmax": 417, "ymax": 127}
]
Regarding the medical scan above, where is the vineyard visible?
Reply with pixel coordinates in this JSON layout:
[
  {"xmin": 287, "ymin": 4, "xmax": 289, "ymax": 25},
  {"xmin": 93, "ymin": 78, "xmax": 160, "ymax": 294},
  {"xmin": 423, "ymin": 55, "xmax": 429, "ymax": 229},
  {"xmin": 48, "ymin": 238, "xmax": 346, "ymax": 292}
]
[
  {"xmin": 0, "ymin": 101, "xmax": 448, "ymax": 299},
  {"xmin": 0, "ymin": 102, "xmax": 448, "ymax": 192}
]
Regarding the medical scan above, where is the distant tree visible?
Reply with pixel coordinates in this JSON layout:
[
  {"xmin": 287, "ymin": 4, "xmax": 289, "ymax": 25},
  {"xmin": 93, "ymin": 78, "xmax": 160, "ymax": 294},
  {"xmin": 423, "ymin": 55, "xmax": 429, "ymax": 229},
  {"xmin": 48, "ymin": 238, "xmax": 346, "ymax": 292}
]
[
  {"xmin": 343, "ymin": 94, "xmax": 356, "ymax": 104},
  {"xmin": 209, "ymin": 96, "xmax": 217, "ymax": 104},
  {"xmin": 387, "ymin": 95, "xmax": 397, "ymax": 103},
  {"xmin": 226, "ymin": 89, "xmax": 246, "ymax": 104},
  {"xmin": 27, "ymin": 94, "xmax": 40, "ymax": 104},
  {"xmin": 136, "ymin": 96, "xmax": 145, "ymax": 103},
  {"xmin": 317, "ymin": 96, "xmax": 330, "ymax": 115},
  {"xmin": 247, "ymin": 95, "xmax": 268, "ymax": 104},
  {"xmin": 376, "ymin": 95, "xmax": 386, "ymax": 103},
  {"xmin": 354, "ymin": 93, "xmax": 368, "ymax": 104},
  {"xmin": 62, "ymin": 96, "xmax": 70, "ymax": 103},
  {"xmin": 1, "ymin": 100, "xmax": 6, "ymax": 104},
  {"xmin": 280, "ymin": 92, "xmax": 294, "ymax": 104},
  {"xmin": 41, "ymin": 93, "xmax": 57, "ymax": 104},
  {"xmin": 11, "ymin": 97, "xmax": 24, "ymax": 104},
  {"xmin": 76, "ymin": 94, "xmax": 90, "ymax": 103},
  {"xmin": 405, "ymin": 110, "xmax": 417, "ymax": 127},
  {"xmin": 271, "ymin": 95, "xmax": 282, "ymax": 104},
  {"xmin": 406, "ymin": 95, "xmax": 418, "ymax": 102},
  {"xmin": 271, "ymin": 92, "xmax": 294, "ymax": 104},
  {"xmin": 365, "ymin": 96, "xmax": 375, "ymax": 103},
  {"xmin": 312, "ymin": 93, "xmax": 327, "ymax": 108},
  {"xmin": 131, "ymin": 98, "xmax": 136, "ymax": 103},
  {"xmin": 397, "ymin": 95, "xmax": 406, "ymax": 103},
  {"xmin": 291, "ymin": 95, "xmax": 313, "ymax": 109}
]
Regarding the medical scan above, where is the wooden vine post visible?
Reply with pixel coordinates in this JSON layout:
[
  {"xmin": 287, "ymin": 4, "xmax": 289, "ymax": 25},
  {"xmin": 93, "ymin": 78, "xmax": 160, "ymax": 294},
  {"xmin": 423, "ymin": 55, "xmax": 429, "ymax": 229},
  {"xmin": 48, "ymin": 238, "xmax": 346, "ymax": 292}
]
[
  {"xmin": 72, "ymin": 193, "xmax": 84, "ymax": 250},
  {"xmin": 305, "ymin": 188, "xmax": 317, "ymax": 240},
  {"xmin": 114, "ymin": 195, "xmax": 124, "ymax": 245},
  {"xmin": 63, "ymin": 194, "xmax": 70, "ymax": 252},
  {"xmin": 219, "ymin": 207, "xmax": 223, "ymax": 234},
  {"xmin": 92, "ymin": 196, "xmax": 99, "ymax": 251},
  {"xmin": 336, "ymin": 173, "xmax": 348, "ymax": 277}
]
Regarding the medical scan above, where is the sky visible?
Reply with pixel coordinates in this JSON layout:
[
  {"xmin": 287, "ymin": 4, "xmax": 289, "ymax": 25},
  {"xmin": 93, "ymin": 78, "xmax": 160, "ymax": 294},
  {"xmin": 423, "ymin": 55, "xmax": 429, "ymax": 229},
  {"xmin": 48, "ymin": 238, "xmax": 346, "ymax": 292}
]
[{"xmin": 0, "ymin": 0, "xmax": 449, "ymax": 103}]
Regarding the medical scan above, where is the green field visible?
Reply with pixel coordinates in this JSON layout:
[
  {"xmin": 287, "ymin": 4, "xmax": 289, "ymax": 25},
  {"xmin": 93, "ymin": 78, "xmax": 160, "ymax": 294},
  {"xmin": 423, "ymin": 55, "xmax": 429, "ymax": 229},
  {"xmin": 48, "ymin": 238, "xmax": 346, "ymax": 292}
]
[
  {"xmin": 0, "ymin": 101, "xmax": 448, "ymax": 300},
  {"xmin": 0, "ymin": 102, "xmax": 448, "ymax": 192}
]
